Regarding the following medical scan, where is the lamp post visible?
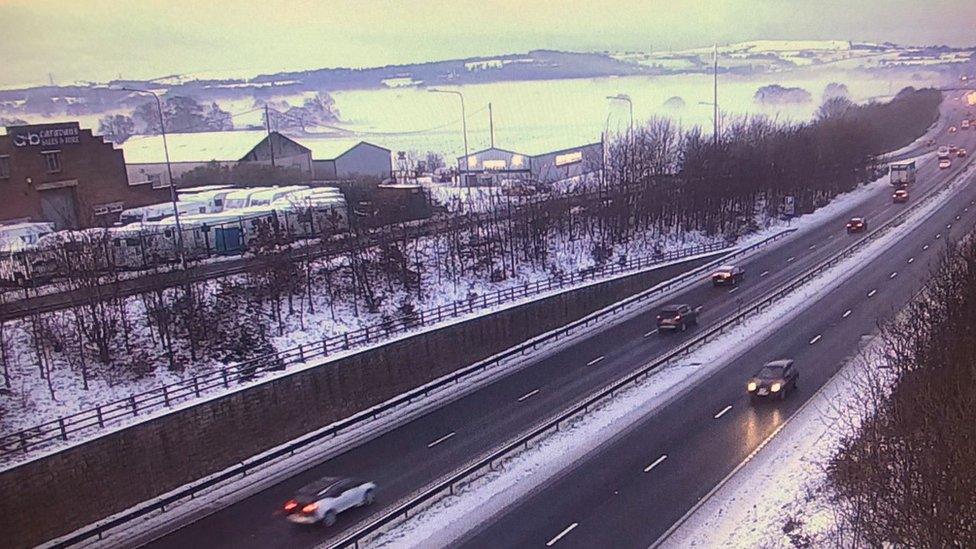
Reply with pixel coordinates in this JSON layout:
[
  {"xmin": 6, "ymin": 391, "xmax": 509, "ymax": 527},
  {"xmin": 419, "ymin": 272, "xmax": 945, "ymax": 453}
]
[
  {"xmin": 429, "ymin": 88, "xmax": 469, "ymax": 186},
  {"xmin": 119, "ymin": 86, "xmax": 185, "ymax": 269},
  {"xmin": 607, "ymin": 94, "xmax": 634, "ymax": 133}
]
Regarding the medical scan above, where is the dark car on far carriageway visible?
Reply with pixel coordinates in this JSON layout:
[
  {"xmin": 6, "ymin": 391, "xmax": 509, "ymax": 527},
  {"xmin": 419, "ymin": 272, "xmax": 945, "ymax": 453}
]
[
  {"xmin": 711, "ymin": 264, "xmax": 745, "ymax": 286},
  {"xmin": 846, "ymin": 217, "xmax": 867, "ymax": 233},
  {"xmin": 656, "ymin": 304, "xmax": 700, "ymax": 332}
]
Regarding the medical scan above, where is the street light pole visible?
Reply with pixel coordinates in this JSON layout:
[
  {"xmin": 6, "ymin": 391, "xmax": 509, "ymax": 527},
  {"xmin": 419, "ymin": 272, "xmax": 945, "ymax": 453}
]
[
  {"xmin": 122, "ymin": 86, "xmax": 186, "ymax": 269},
  {"xmin": 607, "ymin": 94, "xmax": 634, "ymax": 133},
  {"xmin": 429, "ymin": 88, "xmax": 469, "ymax": 186}
]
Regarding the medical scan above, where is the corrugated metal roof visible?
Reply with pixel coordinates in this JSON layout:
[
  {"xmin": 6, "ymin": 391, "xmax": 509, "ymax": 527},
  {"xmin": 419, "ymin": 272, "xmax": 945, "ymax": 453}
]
[
  {"xmin": 122, "ymin": 130, "xmax": 269, "ymax": 164},
  {"xmin": 302, "ymin": 138, "xmax": 386, "ymax": 160}
]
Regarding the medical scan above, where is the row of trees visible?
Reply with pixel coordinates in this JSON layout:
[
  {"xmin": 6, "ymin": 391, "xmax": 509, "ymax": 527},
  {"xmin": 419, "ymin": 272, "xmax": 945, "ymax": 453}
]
[
  {"xmin": 95, "ymin": 92, "xmax": 342, "ymax": 143},
  {"xmin": 0, "ymin": 88, "xmax": 943, "ymax": 422},
  {"xmin": 825, "ymin": 237, "xmax": 976, "ymax": 546}
]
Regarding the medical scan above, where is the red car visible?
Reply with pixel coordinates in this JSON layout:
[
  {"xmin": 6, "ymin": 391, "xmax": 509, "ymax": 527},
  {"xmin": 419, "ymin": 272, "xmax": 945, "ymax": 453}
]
[
  {"xmin": 893, "ymin": 189, "xmax": 909, "ymax": 203},
  {"xmin": 846, "ymin": 217, "xmax": 867, "ymax": 233}
]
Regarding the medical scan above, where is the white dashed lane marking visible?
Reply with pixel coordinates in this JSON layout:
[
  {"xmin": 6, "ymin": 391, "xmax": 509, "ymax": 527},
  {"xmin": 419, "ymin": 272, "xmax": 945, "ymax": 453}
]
[
  {"xmin": 517, "ymin": 389, "xmax": 540, "ymax": 402},
  {"xmin": 809, "ymin": 334, "xmax": 822, "ymax": 345},
  {"xmin": 868, "ymin": 289, "xmax": 878, "ymax": 298},
  {"xmin": 427, "ymin": 432, "xmax": 456, "ymax": 448},
  {"xmin": 587, "ymin": 356, "xmax": 605, "ymax": 366},
  {"xmin": 546, "ymin": 523, "xmax": 579, "ymax": 546},
  {"xmin": 842, "ymin": 309, "xmax": 852, "ymax": 318},
  {"xmin": 714, "ymin": 405, "xmax": 733, "ymax": 419},
  {"xmin": 643, "ymin": 455, "xmax": 668, "ymax": 473}
]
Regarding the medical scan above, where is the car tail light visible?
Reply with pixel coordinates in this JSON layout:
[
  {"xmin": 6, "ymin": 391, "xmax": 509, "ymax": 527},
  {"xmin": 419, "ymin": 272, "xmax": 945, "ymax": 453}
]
[
  {"xmin": 301, "ymin": 503, "xmax": 318, "ymax": 514},
  {"xmin": 284, "ymin": 500, "xmax": 298, "ymax": 512}
]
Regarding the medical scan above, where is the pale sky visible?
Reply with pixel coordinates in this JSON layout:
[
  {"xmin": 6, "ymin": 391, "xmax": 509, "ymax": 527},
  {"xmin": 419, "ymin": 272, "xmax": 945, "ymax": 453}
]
[{"xmin": 2, "ymin": 0, "xmax": 974, "ymax": 87}]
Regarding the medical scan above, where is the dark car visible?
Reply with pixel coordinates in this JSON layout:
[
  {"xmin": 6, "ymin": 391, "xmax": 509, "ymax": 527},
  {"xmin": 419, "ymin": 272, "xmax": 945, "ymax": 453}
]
[
  {"xmin": 711, "ymin": 264, "xmax": 745, "ymax": 286},
  {"xmin": 892, "ymin": 189, "xmax": 909, "ymax": 204},
  {"xmin": 747, "ymin": 359, "xmax": 799, "ymax": 402},
  {"xmin": 656, "ymin": 304, "xmax": 699, "ymax": 332},
  {"xmin": 284, "ymin": 476, "xmax": 377, "ymax": 526},
  {"xmin": 846, "ymin": 217, "xmax": 866, "ymax": 233}
]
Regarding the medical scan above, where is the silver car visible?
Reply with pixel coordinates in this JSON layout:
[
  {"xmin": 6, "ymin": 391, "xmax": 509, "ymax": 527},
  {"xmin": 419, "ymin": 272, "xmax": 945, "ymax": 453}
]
[{"xmin": 284, "ymin": 476, "xmax": 377, "ymax": 526}]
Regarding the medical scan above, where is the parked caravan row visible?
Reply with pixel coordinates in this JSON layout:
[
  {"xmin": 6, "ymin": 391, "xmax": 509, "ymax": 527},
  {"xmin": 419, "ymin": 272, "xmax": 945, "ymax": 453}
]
[{"xmin": 0, "ymin": 188, "xmax": 349, "ymax": 285}]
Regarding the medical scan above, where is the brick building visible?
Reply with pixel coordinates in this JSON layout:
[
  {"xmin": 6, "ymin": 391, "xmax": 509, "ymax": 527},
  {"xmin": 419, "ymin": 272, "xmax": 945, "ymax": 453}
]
[{"xmin": 0, "ymin": 122, "xmax": 167, "ymax": 229}]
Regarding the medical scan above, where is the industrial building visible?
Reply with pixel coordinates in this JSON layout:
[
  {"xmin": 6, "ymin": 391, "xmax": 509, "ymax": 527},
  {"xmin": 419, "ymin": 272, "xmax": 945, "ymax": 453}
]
[
  {"xmin": 123, "ymin": 130, "xmax": 314, "ymax": 187},
  {"xmin": 0, "ymin": 122, "xmax": 167, "ymax": 229},
  {"xmin": 123, "ymin": 132, "xmax": 393, "ymax": 187},
  {"xmin": 303, "ymin": 139, "xmax": 393, "ymax": 182},
  {"xmin": 456, "ymin": 140, "xmax": 604, "ymax": 184}
]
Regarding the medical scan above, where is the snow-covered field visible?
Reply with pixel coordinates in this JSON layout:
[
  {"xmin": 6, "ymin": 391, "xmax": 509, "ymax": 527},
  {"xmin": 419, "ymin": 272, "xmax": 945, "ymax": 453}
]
[{"xmin": 354, "ymin": 153, "xmax": 964, "ymax": 548}]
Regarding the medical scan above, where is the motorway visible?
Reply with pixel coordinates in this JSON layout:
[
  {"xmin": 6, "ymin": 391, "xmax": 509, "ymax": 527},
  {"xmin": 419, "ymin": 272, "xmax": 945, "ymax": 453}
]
[{"xmin": 145, "ymin": 100, "xmax": 976, "ymax": 549}]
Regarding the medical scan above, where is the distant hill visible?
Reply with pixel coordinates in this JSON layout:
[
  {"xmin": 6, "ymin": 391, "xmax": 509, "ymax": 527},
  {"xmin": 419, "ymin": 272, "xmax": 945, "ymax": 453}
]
[{"xmin": 0, "ymin": 41, "xmax": 971, "ymax": 125}]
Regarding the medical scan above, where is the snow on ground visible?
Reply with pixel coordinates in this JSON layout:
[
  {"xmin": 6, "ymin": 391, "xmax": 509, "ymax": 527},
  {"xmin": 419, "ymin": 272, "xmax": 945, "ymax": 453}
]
[
  {"xmin": 355, "ymin": 159, "xmax": 966, "ymax": 548},
  {"xmin": 0, "ymin": 158, "xmax": 902, "ymax": 454},
  {"xmin": 660, "ymin": 343, "xmax": 883, "ymax": 548}
]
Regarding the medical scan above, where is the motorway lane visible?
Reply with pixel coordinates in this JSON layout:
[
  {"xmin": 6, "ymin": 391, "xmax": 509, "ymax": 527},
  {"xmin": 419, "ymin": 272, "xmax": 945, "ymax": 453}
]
[
  {"xmin": 460, "ymin": 153, "xmax": 976, "ymax": 547},
  {"xmin": 146, "ymin": 106, "xmax": 976, "ymax": 549}
]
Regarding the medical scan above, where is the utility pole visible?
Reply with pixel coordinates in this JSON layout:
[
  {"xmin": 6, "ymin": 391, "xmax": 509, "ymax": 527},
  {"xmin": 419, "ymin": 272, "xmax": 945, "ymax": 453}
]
[
  {"xmin": 489, "ymin": 102, "xmax": 495, "ymax": 149},
  {"xmin": 429, "ymin": 88, "xmax": 469, "ymax": 187},
  {"xmin": 265, "ymin": 105, "xmax": 276, "ymax": 169},
  {"xmin": 118, "ymin": 86, "xmax": 186, "ymax": 270},
  {"xmin": 713, "ymin": 44, "xmax": 719, "ymax": 146},
  {"xmin": 607, "ymin": 94, "xmax": 634, "ymax": 134}
]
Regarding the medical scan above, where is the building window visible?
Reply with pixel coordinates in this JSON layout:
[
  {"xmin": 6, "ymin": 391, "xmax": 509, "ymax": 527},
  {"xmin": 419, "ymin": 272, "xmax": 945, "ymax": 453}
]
[
  {"xmin": 42, "ymin": 150, "xmax": 62, "ymax": 174},
  {"xmin": 0, "ymin": 155, "xmax": 9, "ymax": 179}
]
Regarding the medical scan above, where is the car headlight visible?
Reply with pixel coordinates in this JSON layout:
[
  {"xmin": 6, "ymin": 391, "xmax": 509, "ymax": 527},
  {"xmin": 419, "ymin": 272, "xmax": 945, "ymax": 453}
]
[
  {"xmin": 771, "ymin": 382, "xmax": 782, "ymax": 392},
  {"xmin": 747, "ymin": 381, "xmax": 757, "ymax": 392}
]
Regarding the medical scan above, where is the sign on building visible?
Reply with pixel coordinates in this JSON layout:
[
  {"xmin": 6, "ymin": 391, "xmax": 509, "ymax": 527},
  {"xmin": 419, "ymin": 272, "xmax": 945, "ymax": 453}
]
[
  {"xmin": 11, "ymin": 123, "xmax": 82, "ymax": 148},
  {"xmin": 554, "ymin": 151, "xmax": 583, "ymax": 166}
]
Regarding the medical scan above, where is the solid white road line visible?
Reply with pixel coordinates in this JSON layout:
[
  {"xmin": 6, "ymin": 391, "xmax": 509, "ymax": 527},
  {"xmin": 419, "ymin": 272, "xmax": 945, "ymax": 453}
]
[
  {"xmin": 868, "ymin": 289, "xmax": 878, "ymax": 298},
  {"xmin": 890, "ymin": 272, "xmax": 898, "ymax": 279},
  {"xmin": 713, "ymin": 405, "xmax": 733, "ymax": 419},
  {"xmin": 546, "ymin": 523, "xmax": 579, "ymax": 546},
  {"xmin": 760, "ymin": 270, "xmax": 769, "ymax": 277},
  {"xmin": 427, "ymin": 432, "xmax": 456, "ymax": 448},
  {"xmin": 908, "ymin": 257, "xmax": 915, "ymax": 264},
  {"xmin": 809, "ymin": 334, "xmax": 822, "ymax": 345},
  {"xmin": 643, "ymin": 329, "xmax": 658, "ymax": 337},
  {"xmin": 842, "ymin": 309, "xmax": 852, "ymax": 318},
  {"xmin": 587, "ymin": 356, "xmax": 605, "ymax": 366},
  {"xmin": 644, "ymin": 455, "xmax": 668, "ymax": 473},
  {"xmin": 517, "ymin": 389, "xmax": 540, "ymax": 402}
]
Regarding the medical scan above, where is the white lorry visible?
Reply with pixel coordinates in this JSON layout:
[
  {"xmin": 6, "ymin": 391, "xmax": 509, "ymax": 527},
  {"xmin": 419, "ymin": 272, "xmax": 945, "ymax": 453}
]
[{"xmin": 889, "ymin": 160, "xmax": 916, "ymax": 186}]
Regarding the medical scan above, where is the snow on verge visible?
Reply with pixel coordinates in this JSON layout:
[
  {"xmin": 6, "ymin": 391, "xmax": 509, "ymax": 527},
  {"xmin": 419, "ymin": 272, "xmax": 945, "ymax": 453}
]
[
  {"xmin": 356, "ymin": 156, "xmax": 971, "ymax": 549},
  {"xmin": 658, "ymin": 342, "xmax": 882, "ymax": 548}
]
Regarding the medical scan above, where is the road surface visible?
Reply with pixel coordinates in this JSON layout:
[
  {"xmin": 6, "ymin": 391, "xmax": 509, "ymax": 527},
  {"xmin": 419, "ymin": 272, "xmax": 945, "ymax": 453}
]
[{"xmin": 145, "ymin": 103, "xmax": 976, "ymax": 549}]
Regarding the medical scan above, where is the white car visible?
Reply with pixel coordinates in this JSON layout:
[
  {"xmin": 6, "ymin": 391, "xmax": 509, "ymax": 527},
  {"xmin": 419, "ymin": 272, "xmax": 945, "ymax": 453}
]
[{"xmin": 284, "ymin": 477, "xmax": 377, "ymax": 526}]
